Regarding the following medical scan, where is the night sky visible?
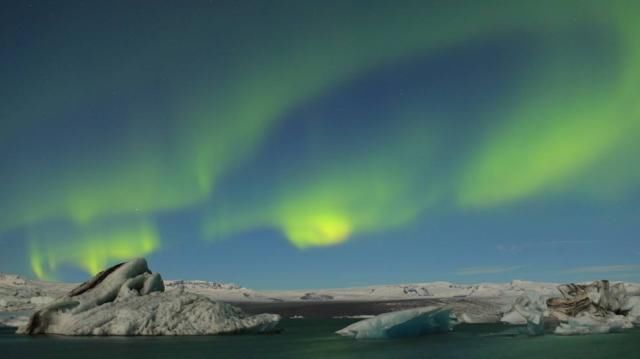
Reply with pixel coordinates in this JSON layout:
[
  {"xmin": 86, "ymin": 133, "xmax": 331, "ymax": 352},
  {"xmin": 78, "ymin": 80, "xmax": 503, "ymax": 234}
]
[{"xmin": 1, "ymin": 0, "xmax": 639, "ymax": 289}]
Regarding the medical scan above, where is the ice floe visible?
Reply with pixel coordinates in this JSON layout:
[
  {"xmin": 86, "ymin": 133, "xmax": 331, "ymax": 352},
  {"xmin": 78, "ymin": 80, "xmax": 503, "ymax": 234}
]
[{"xmin": 336, "ymin": 305, "xmax": 451, "ymax": 339}]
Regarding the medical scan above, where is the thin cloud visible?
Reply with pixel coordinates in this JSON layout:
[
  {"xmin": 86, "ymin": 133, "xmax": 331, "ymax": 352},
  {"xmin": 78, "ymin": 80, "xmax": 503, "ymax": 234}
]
[
  {"xmin": 546, "ymin": 240, "xmax": 603, "ymax": 246},
  {"xmin": 456, "ymin": 265, "xmax": 523, "ymax": 276},
  {"xmin": 564, "ymin": 264, "xmax": 640, "ymax": 274},
  {"xmin": 496, "ymin": 240, "xmax": 602, "ymax": 254}
]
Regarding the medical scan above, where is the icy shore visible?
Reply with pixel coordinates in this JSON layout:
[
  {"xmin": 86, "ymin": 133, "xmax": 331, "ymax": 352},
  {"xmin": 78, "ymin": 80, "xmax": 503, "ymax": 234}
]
[{"xmin": 2, "ymin": 266, "xmax": 639, "ymax": 337}]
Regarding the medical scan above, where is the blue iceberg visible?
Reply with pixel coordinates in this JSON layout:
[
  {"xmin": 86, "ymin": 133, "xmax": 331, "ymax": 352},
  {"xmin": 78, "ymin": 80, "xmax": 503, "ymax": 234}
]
[{"xmin": 336, "ymin": 305, "xmax": 451, "ymax": 339}]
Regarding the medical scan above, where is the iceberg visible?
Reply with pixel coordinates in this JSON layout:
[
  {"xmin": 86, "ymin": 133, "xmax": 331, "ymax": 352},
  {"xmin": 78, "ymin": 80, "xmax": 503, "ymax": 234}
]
[
  {"xmin": 513, "ymin": 291, "xmax": 548, "ymax": 335},
  {"xmin": 506, "ymin": 280, "xmax": 639, "ymax": 336},
  {"xmin": 622, "ymin": 296, "xmax": 640, "ymax": 323},
  {"xmin": 17, "ymin": 258, "xmax": 280, "ymax": 335},
  {"xmin": 336, "ymin": 305, "xmax": 451, "ymax": 339},
  {"xmin": 555, "ymin": 313, "xmax": 634, "ymax": 335},
  {"xmin": 547, "ymin": 281, "xmax": 626, "ymax": 321},
  {"xmin": 547, "ymin": 280, "xmax": 634, "ymax": 335}
]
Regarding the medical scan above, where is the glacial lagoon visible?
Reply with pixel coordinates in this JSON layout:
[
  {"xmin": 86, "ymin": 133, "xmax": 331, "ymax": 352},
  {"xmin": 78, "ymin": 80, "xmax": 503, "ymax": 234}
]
[{"xmin": 3, "ymin": 320, "xmax": 640, "ymax": 359}]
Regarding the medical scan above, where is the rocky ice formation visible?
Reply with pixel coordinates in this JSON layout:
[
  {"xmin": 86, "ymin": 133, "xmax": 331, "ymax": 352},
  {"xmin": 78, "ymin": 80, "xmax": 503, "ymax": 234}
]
[
  {"xmin": 548, "ymin": 281, "xmax": 626, "ymax": 319},
  {"xmin": 551, "ymin": 281, "xmax": 636, "ymax": 335},
  {"xmin": 336, "ymin": 305, "xmax": 451, "ymax": 339},
  {"xmin": 16, "ymin": 258, "xmax": 280, "ymax": 335},
  {"xmin": 503, "ymin": 280, "xmax": 640, "ymax": 335}
]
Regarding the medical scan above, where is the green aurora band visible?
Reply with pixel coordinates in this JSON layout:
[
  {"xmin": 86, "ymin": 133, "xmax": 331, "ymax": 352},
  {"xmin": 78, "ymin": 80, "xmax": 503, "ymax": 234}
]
[
  {"xmin": 27, "ymin": 218, "xmax": 159, "ymax": 279},
  {"xmin": 0, "ymin": 1, "xmax": 638, "ymax": 278}
]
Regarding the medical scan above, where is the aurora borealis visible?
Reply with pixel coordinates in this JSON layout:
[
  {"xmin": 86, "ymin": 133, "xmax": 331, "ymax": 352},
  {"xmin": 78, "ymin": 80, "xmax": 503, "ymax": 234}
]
[{"xmin": 1, "ymin": 0, "xmax": 639, "ymax": 288}]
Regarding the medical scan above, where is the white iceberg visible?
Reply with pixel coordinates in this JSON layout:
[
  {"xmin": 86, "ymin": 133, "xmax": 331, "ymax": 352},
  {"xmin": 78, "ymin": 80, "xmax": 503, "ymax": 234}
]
[
  {"xmin": 336, "ymin": 305, "xmax": 451, "ymax": 339},
  {"xmin": 500, "ymin": 310, "xmax": 527, "ymax": 325},
  {"xmin": 555, "ymin": 313, "xmax": 634, "ymax": 335},
  {"xmin": 512, "ymin": 291, "xmax": 548, "ymax": 335},
  {"xmin": 17, "ymin": 258, "xmax": 280, "ymax": 335},
  {"xmin": 622, "ymin": 296, "xmax": 640, "ymax": 323}
]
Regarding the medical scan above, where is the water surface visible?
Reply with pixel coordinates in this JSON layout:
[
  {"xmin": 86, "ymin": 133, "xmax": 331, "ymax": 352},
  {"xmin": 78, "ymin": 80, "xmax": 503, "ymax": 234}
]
[{"xmin": 2, "ymin": 320, "xmax": 639, "ymax": 359}]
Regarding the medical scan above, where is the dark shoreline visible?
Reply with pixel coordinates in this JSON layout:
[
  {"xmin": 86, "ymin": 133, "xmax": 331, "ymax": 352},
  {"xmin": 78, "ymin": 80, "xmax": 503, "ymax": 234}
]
[{"xmin": 234, "ymin": 298, "xmax": 448, "ymax": 319}]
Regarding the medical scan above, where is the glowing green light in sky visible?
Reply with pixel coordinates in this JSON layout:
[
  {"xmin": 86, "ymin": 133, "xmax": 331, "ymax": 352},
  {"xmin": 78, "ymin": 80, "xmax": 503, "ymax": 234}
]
[
  {"xmin": 458, "ymin": 3, "xmax": 640, "ymax": 208},
  {"xmin": 205, "ymin": 167, "xmax": 429, "ymax": 248},
  {"xmin": 204, "ymin": 118, "xmax": 437, "ymax": 247},
  {"xmin": 28, "ymin": 219, "xmax": 159, "ymax": 279},
  {"xmin": 2, "ymin": 0, "xmax": 595, "ymax": 233},
  {"xmin": 1, "ymin": 1, "xmax": 640, "ymax": 276}
]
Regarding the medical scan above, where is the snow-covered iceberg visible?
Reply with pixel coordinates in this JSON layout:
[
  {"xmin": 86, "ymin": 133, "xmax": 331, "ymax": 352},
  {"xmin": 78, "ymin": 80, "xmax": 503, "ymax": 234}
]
[
  {"xmin": 17, "ymin": 258, "xmax": 280, "ymax": 335},
  {"xmin": 504, "ymin": 280, "xmax": 640, "ymax": 336},
  {"xmin": 336, "ymin": 305, "xmax": 451, "ymax": 339}
]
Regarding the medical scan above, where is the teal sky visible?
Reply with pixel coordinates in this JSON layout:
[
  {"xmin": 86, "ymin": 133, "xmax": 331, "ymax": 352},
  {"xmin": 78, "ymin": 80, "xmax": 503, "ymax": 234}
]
[{"xmin": 1, "ymin": 0, "xmax": 639, "ymax": 289}]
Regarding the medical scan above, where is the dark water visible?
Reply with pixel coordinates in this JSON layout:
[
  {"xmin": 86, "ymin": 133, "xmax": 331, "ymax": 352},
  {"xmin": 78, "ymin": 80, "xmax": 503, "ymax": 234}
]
[{"xmin": 2, "ymin": 320, "xmax": 640, "ymax": 359}]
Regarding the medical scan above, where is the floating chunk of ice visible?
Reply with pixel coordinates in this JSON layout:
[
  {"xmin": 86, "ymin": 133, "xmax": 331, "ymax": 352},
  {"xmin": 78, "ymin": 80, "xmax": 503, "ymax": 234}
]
[
  {"xmin": 336, "ymin": 306, "xmax": 451, "ymax": 339},
  {"xmin": 554, "ymin": 313, "xmax": 634, "ymax": 335}
]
